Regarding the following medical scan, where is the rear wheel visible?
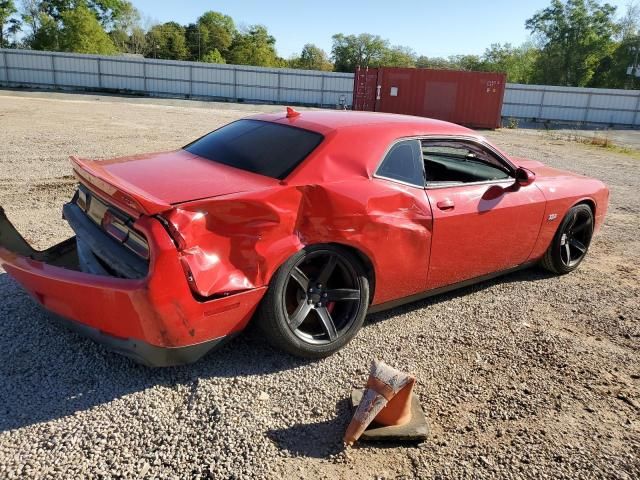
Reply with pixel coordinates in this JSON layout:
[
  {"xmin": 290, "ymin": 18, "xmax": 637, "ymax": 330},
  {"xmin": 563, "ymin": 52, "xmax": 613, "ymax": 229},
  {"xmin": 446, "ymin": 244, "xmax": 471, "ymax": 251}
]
[
  {"xmin": 256, "ymin": 245, "xmax": 369, "ymax": 358},
  {"xmin": 541, "ymin": 204, "xmax": 594, "ymax": 274}
]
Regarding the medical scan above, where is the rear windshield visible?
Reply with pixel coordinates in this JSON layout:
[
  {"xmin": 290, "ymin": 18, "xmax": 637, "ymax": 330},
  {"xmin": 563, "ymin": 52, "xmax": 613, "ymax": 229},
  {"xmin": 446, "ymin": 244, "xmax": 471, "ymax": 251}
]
[{"xmin": 184, "ymin": 119, "xmax": 324, "ymax": 180}]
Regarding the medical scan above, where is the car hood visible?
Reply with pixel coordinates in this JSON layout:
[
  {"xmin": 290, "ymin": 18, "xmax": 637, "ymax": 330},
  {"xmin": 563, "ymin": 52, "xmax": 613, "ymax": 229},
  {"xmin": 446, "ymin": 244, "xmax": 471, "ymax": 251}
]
[{"xmin": 70, "ymin": 150, "xmax": 278, "ymax": 215}]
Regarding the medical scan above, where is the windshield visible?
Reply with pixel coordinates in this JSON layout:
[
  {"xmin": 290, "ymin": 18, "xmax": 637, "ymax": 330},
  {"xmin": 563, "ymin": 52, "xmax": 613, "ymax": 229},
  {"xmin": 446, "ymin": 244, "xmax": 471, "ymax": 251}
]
[{"xmin": 184, "ymin": 119, "xmax": 324, "ymax": 180}]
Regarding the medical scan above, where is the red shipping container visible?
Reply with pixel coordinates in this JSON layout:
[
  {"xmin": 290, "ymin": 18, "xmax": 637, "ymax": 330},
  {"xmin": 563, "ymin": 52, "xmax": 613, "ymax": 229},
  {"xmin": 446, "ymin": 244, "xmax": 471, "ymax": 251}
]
[{"xmin": 353, "ymin": 67, "xmax": 506, "ymax": 129}]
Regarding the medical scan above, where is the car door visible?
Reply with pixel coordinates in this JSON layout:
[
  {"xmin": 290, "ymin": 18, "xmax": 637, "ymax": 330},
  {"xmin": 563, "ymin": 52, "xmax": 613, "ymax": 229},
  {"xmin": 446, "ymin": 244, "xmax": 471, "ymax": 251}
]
[
  {"xmin": 423, "ymin": 138, "xmax": 546, "ymax": 289},
  {"xmin": 370, "ymin": 138, "xmax": 434, "ymax": 300}
]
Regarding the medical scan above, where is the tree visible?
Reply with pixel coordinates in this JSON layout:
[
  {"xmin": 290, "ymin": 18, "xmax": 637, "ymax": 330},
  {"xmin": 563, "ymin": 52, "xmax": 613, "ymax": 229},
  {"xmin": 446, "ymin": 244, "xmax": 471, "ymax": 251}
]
[
  {"xmin": 593, "ymin": 1, "xmax": 640, "ymax": 88},
  {"xmin": 188, "ymin": 11, "xmax": 237, "ymax": 63},
  {"xmin": 21, "ymin": 0, "xmax": 133, "ymax": 52},
  {"xmin": 415, "ymin": 55, "xmax": 454, "ymax": 69},
  {"xmin": 289, "ymin": 43, "xmax": 333, "ymax": 70},
  {"xmin": 619, "ymin": 1, "xmax": 640, "ymax": 40},
  {"xmin": 0, "ymin": 0, "xmax": 20, "ymax": 47},
  {"xmin": 109, "ymin": 0, "xmax": 138, "ymax": 32},
  {"xmin": 33, "ymin": 0, "xmax": 132, "ymax": 27},
  {"xmin": 19, "ymin": 0, "xmax": 40, "ymax": 38},
  {"xmin": 381, "ymin": 45, "xmax": 416, "ymax": 67},
  {"xmin": 146, "ymin": 22, "xmax": 188, "ymax": 60},
  {"xmin": 482, "ymin": 42, "xmax": 539, "ymax": 83},
  {"xmin": 57, "ymin": 3, "xmax": 116, "ymax": 53},
  {"xmin": 127, "ymin": 25, "xmax": 146, "ymax": 54},
  {"xmin": 108, "ymin": 1, "xmax": 142, "ymax": 53},
  {"xmin": 29, "ymin": 11, "xmax": 59, "ymax": 50},
  {"xmin": 331, "ymin": 33, "xmax": 418, "ymax": 71},
  {"xmin": 331, "ymin": 33, "xmax": 389, "ymax": 72},
  {"xmin": 525, "ymin": 0, "xmax": 619, "ymax": 86},
  {"xmin": 202, "ymin": 48, "xmax": 225, "ymax": 63},
  {"xmin": 228, "ymin": 25, "xmax": 278, "ymax": 66}
]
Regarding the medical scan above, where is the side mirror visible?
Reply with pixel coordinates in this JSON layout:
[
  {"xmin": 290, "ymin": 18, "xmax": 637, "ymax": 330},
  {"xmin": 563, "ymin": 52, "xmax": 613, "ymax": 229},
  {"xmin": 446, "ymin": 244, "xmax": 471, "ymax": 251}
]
[{"xmin": 515, "ymin": 167, "xmax": 536, "ymax": 187}]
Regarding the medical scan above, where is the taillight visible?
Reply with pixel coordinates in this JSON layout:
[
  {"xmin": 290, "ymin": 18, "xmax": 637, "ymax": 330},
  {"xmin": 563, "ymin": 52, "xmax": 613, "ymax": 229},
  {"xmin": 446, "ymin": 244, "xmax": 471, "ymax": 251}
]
[
  {"xmin": 124, "ymin": 231, "xmax": 150, "ymax": 259},
  {"xmin": 77, "ymin": 188, "xmax": 88, "ymax": 210},
  {"xmin": 101, "ymin": 209, "xmax": 150, "ymax": 259},
  {"xmin": 101, "ymin": 210, "xmax": 127, "ymax": 242}
]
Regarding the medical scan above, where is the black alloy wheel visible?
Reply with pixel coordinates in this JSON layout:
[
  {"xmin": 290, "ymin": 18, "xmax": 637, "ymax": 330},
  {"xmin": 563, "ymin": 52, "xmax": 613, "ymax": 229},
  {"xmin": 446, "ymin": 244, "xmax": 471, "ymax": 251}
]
[
  {"xmin": 541, "ymin": 204, "xmax": 594, "ymax": 274},
  {"xmin": 256, "ymin": 245, "xmax": 369, "ymax": 358},
  {"xmin": 284, "ymin": 250, "xmax": 362, "ymax": 344}
]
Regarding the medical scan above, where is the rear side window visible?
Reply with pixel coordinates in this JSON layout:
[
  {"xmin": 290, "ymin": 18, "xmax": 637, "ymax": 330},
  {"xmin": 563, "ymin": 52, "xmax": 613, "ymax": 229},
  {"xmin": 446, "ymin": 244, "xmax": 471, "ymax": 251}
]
[
  {"xmin": 184, "ymin": 119, "xmax": 324, "ymax": 180},
  {"xmin": 376, "ymin": 140, "xmax": 424, "ymax": 187}
]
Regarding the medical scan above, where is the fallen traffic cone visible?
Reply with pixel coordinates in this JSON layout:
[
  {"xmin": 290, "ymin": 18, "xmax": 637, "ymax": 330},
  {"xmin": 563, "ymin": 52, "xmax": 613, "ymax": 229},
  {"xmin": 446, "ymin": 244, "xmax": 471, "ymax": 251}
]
[{"xmin": 343, "ymin": 360, "xmax": 428, "ymax": 444}]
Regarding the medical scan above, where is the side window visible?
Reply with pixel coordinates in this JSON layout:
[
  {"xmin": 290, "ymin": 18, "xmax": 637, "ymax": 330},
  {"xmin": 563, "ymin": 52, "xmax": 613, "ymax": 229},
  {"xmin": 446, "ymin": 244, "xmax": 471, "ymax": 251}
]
[
  {"xmin": 422, "ymin": 140, "xmax": 511, "ymax": 186},
  {"xmin": 376, "ymin": 140, "xmax": 424, "ymax": 187}
]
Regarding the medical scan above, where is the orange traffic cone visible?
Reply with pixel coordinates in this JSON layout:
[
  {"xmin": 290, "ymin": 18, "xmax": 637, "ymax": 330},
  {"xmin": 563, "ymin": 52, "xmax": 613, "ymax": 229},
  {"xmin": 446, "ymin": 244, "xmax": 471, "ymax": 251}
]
[{"xmin": 344, "ymin": 360, "xmax": 424, "ymax": 445}]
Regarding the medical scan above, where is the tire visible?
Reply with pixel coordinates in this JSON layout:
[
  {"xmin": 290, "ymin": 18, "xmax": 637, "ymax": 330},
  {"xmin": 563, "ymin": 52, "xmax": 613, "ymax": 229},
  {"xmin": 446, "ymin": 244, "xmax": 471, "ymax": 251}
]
[
  {"xmin": 256, "ymin": 245, "xmax": 370, "ymax": 358},
  {"xmin": 541, "ymin": 204, "xmax": 594, "ymax": 274}
]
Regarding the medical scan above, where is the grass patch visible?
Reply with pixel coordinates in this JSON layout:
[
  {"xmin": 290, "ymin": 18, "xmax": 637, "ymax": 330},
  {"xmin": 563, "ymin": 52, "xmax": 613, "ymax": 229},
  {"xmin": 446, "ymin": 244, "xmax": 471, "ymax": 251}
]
[{"xmin": 545, "ymin": 130, "xmax": 640, "ymax": 159}]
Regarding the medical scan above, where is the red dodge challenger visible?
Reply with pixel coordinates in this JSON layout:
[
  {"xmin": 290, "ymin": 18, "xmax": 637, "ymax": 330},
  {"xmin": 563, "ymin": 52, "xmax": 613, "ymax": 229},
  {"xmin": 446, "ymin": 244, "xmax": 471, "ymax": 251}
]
[{"xmin": 0, "ymin": 109, "xmax": 609, "ymax": 366}]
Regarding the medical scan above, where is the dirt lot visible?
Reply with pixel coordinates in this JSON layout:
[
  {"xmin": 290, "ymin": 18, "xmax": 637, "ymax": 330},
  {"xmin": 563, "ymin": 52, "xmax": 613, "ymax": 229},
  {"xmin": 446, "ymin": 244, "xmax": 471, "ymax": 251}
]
[{"xmin": 0, "ymin": 90, "xmax": 638, "ymax": 479}]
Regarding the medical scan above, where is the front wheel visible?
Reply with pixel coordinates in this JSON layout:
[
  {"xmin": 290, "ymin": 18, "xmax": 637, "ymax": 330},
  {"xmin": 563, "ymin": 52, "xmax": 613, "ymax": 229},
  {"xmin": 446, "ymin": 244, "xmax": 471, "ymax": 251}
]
[
  {"xmin": 256, "ymin": 245, "xmax": 369, "ymax": 358},
  {"xmin": 541, "ymin": 204, "xmax": 594, "ymax": 274}
]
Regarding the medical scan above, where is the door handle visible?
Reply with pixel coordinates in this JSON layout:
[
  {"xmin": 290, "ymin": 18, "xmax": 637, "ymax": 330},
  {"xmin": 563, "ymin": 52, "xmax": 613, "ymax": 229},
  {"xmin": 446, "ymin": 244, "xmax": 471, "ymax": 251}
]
[{"xmin": 436, "ymin": 199, "xmax": 455, "ymax": 211}]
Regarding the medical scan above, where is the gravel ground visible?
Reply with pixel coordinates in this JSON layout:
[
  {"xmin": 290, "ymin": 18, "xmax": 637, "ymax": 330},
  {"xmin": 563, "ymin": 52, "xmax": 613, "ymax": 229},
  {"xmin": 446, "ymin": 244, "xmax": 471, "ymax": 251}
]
[{"xmin": 0, "ymin": 90, "xmax": 638, "ymax": 479}]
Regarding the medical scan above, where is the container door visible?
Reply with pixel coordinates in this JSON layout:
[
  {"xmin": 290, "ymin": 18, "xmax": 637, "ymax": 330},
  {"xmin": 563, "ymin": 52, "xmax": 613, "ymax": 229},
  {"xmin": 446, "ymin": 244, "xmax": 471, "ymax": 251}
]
[
  {"xmin": 353, "ymin": 67, "xmax": 379, "ymax": 111},
  {"xmin": 466, "ymin": 75, "xmax": 506, "ymax": 129}
]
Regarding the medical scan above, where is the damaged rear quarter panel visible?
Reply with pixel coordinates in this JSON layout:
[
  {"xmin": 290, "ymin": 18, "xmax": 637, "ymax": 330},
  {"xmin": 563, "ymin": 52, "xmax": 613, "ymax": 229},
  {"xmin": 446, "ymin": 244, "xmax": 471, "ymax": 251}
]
[{"xmin": 172, "ymin": 177, "xmax": 434, "ymax": 305}]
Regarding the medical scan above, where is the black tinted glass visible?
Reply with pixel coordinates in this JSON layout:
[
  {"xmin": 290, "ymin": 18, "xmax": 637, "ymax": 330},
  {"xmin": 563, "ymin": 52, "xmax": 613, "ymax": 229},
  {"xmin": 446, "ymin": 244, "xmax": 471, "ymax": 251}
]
[
  {"xmin": 185, "ymin": 120, "xmax": 324, "ymax": 180},
  {"xmin": 377, "ymin": 140, "xmax": 424, "ymax": 187}
]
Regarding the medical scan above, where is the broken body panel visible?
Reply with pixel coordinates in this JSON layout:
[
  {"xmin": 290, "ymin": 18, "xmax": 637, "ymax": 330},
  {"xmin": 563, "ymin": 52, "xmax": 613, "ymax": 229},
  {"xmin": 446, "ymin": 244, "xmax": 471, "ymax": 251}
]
[{"xmin": 0, "ymin": 111, "xmax": 609, "ymax": 366}]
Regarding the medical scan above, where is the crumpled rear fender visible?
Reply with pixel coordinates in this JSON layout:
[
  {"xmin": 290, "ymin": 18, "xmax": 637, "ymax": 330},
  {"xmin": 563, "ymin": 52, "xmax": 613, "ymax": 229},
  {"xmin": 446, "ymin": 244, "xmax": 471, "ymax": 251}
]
[
  {"xmin": 173, "ymin": 179, "xmax": 433, "ymax": 305},
  {"xmin": 0, "ymin": 207, "xmax": 265, "ymax": 349}
]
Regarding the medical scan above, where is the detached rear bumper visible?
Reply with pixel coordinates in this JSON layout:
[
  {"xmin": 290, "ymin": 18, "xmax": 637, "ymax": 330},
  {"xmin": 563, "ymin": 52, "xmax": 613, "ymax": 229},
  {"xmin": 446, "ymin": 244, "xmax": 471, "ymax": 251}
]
[{"xmin": 0, "ymin": 207, "xmax": 266, "ymax": 367}]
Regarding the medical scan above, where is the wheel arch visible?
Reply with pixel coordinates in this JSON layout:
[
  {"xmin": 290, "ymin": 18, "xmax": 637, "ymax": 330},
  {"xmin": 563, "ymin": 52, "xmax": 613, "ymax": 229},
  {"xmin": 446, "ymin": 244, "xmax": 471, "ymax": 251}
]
[
  {"xmin": 573, "ymin": 197, "xmax": 596, "ymax": 217},
  {"xmin": 267, "ymin": 240, "xmax": 377, "ymax": 305},
  {"xmin": 326, "ymin": 242, "xmax": 376, "ymax": 304}
]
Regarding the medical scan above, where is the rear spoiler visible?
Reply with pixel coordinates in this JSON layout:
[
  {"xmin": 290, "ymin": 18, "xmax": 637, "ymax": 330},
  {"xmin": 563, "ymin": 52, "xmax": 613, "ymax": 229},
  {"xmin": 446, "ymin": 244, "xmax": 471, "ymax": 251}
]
[{"xmin": 70, "ymin": 156, "xmax": 172, "ymax": 217}]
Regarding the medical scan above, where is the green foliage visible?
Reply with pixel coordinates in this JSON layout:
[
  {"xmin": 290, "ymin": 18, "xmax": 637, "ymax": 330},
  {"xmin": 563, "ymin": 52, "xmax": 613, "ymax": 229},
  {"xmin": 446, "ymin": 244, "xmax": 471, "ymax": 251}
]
[
  {"xmin": 194, "ymin": 11, "xmax": 235, "ymax": 59},
  {"xmin": 415, "ymin": 42, "xmax": 542, "ymax": 85},
  {"xmin": 591, "ymin": 2, "xmax": 640, "ymax": 89},
  {"xmin": 110, "ymin": 1, "xmax": 139, "ymax": 33},
  {"xmin": 33, "ymin": 0, "xmax": 131, "ymax": 27},
  {"xmin": 58, "ymin": 3, "xmax": 116, "ymax": 53},
  {"xmin": 505, "ymin": 117, "xmax": 520, "ymax": 129},
  {"xmin": 415, "ymin": 55, "xmax": 453, "ymax": 69},
  {"xmin": 289, "ymin": 43, "xmax": 333, "ymax": 71},
  {"xmin": 202, "ymin": 48, "xmax": 225, "ymax": 64},
  {"xmin": 331, "ymin": 33, "xmax": 390, "ymax": 72},
  {"xmin": 381, "ymin": 45, "xmax": 417, "ymax": 67},
  {"xmin": 146, "ymin": 22, "xmax": 189, "ymax": 60},
  {"xmin": 228, "ymin": 25, "xmax": 278, "ymax": 66},
  {"xmin": 482, "ymin": 43, "xmax": 540, "ymax": 83},
  {"xmin": 29, "ymin": 12, "xmax": 60, "ymax": 50},
  {"xmin": 414, "ymin": 54, "xmax": 484, "ymax": 71},
  {"xmin": 0, "ymin": 0, "xmax": 20, "ymax": 47},
  {"xmin": 525, "ymin": 0, "xmax": 620, "ymax": 86}
]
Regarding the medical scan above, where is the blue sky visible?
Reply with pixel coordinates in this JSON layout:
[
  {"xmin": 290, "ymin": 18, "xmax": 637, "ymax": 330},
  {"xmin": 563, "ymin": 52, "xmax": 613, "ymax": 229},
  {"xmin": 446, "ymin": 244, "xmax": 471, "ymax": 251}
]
[{"xmin": 132, "ymin": 0, "xmax": 631, "ymax": 58}]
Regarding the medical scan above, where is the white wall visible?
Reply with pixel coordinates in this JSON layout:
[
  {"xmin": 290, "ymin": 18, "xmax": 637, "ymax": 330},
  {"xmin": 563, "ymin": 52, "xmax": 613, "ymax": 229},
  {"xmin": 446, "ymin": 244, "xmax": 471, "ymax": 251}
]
[
  {"xmin": 0, "ymin": 49, "xmax": 353, "ymax": 108},
  {"xmin": 2, "ymin": 49, "xmax": 639, "ymax": 126}
]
